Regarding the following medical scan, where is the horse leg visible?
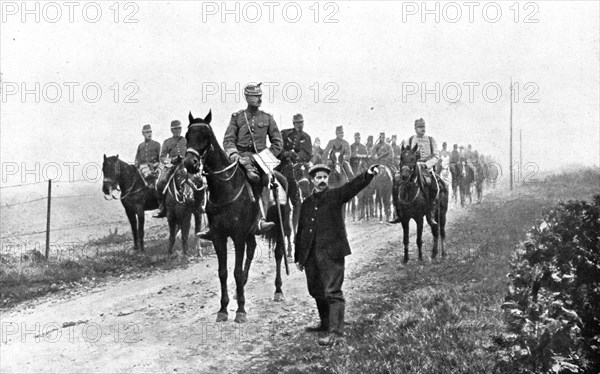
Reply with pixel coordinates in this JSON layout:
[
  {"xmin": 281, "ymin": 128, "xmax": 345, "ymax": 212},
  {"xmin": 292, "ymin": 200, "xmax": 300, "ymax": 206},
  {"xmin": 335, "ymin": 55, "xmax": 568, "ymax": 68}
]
[
  {"xmin": 416, "ymin": 217, "xmax": 424, "ymax": 262},
  {"xmin": 181, "ymin": 214, "xmax": 191, "ymax": 255},
  {"xmin": 167, "ymin": 217, "xmax": 177, "ymax": 255},
  {"xmin": 193, "ymin": 210, "xmax": 202, "ymax": 256},
  {"xmin": 402, "ymin": 220, "xmax": 410, "ymax": 263},
  {"xmin": 428, "ymin": 208, "xmax": 439, "ymax": 260},
  {"xmin": 214, "ymin": 235, "xmax": 229, "ymax": 322},
  {"xmin": 233, "ymin": 237, "xmax": 247, "ymax": 323},
  {"xmin": 125, "ymin": 209, "xmax": 138, "ymax": 251},
  {"xmin": 137, "ymin": 208, "xmax": 145, "ymax": 252},
  {"xmin": 273, "ymin": 232, "xmax": 285, "ymax": 302},
  {"xmin": 440, "ymin": 208, "xmax": 447, "ymax": 258},
  {"xmin": 243, "ymin": 234, "xmax": 256, "ymax": 286}
]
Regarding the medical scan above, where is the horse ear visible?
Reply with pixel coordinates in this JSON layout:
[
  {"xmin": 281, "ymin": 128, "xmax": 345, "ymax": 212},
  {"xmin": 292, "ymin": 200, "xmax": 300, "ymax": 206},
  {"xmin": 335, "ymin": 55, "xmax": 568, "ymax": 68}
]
[
  {"xmin": 204, "ymin": 109, "xmax": 212, "ymax": 124},
  {"xmin": 188, "ymin": 111, "xmax": 194, "ymax": 123},
  {"xmin": 104, "ymin": 154, "xmax": 107, "ymax": 161},
  {"xmin": 116, "ymin": 154, "xmax": 119, "ymax": 160},
  {"xmin": 411, "ymin": 143, "xmax": 419, "ymax": 153}
]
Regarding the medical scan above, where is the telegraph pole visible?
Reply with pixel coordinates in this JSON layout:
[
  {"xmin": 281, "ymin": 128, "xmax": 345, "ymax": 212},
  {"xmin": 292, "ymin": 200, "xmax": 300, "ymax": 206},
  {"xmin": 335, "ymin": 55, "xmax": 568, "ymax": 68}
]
[
  {"xmin": 509, "ymin": 79, "xmax": 513, "ymax": 191},
  {"xmin": 519, "ymin": 128, "xmax": 523, "ymax": 183}
]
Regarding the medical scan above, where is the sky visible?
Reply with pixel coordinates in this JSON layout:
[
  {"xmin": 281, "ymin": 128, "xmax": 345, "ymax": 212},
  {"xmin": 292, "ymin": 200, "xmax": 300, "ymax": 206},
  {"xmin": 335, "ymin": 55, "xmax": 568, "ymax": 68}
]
[{"xmin": 1, "ymin": 0, "xmax": 599, "ymax": 187}]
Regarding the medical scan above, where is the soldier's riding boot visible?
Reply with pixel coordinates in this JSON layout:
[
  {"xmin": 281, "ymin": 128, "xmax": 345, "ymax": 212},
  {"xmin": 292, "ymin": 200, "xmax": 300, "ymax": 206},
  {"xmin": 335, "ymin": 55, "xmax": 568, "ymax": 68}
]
[
  {"xmin": 239, "ymin": 156, "xmax": 260, "ymax": 184},
  {"xmin": 253, "ymin": 186, "xmax": 276, "ymax": 235},
  {"xmin": 153, "ymin": 168, "xmax": 171, "ymax": 218},
  {"xmin": 425, "ymin": 174, "xmax": 438, "ymax": 225}
]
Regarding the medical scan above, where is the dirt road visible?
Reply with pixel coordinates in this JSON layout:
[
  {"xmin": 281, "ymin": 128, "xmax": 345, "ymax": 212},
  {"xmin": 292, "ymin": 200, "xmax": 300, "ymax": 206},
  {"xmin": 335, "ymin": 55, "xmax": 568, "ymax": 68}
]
[{"xmin": 1, "ymin": 212, "xmax": 457, "ymax": 374}]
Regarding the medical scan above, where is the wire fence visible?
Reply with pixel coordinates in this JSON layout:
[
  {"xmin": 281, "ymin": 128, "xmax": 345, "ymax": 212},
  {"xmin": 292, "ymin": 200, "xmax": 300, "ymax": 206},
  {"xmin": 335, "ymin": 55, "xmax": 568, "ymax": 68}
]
[{"xmin": 0, "ymin": 179, "xmax": 121, "ymax": 257}]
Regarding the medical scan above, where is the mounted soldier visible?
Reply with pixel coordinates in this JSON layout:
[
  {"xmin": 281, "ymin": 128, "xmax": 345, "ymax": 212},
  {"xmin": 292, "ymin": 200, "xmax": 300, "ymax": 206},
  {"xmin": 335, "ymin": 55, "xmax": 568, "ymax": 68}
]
[
  {"xmin": 153, "ymin": 120, "xmax": 188, "ymax": 218},
  {"xmin": 391, "ymin": 135, "xmax": 402, "ymax": 171},
  {"xmin": 323, "ymin": 126, "xmax": 354, "ymax": 180},
  {"xmin": 371, "ymin": 132, "xmax": 395, "ymax": 170},
  {"xmin": 350, "ymin": 132, "xmax": 369, "ymax": 174},
  {"xmin": 280, "ymin": 113, "xmax": 312, "ymax": 168},
  {"xmin": 391, "ymin": 118, "xmax": 440, "ymax": 225},
  {"xmin": 134, "ymin": 124, "xmax": 161, "ymax": 186},
  {"xmin": 278, "ymin": 113, "xmax": 312, "ymax": 205},
  {"xmin": 311, "ymin": 137, "xmax": 324, "ymax": 165},
  {"xmin": 198, "ymin": 82, "xmax": 283, "ymax": 239}
]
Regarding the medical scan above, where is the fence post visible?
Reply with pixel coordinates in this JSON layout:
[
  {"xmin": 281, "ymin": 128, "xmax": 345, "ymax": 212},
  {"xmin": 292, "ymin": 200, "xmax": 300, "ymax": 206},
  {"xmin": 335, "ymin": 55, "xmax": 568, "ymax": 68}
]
[{"xmin": 45, "ymin": 179, "xmax": 51, "ymax": 260}]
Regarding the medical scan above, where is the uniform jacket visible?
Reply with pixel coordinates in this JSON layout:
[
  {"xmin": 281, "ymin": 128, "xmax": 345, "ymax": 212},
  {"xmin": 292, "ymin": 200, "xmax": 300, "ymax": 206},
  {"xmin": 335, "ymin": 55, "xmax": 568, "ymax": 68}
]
[
  {"xmin": 371, "ymin": 141, "xmax": 394, "ymax": 164},
  {"xmin": 404, "ymin": 135, "xmax": 439, "ymax": 169},
  {"xmin": 280, "ymin": 128, "xmax": 312, "ymax": 163},
  {"xmin": 294, "ymin": 171, "xmax": 374, "ymax": 265},
  {"xmin": 160, "ymin": 136, "xmax": 187, "ymax": 163},
  {"xmin": 323, "ymin": 138, "xmax": 351, "ymax": 163},
  {"xmin": 223, "ymin": 108, "xmax": 283, "ymax": 158},
  {"xmin": 135, "ymin": 139, "xmax": 161, "ymax": 167},
  {"xmin": 350, "ymin": 142, "xmax": 368, "ymax": 169},
  {"xmin": 450, "ymin": 150, "xmax": 460, "ymax": 164}
]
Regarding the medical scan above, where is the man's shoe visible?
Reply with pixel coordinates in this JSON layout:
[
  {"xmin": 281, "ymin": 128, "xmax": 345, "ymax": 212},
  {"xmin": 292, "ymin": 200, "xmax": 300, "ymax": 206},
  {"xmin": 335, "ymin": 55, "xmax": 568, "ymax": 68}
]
[
  {"xmin": 317, "ymin": 333, "xmax": 340, "ymax": 346},
  {"xmin": 197, "ymin": 228, "xmax": 213, "ymax": 241},
  {"xmin": 254, "ymin": 219, "xmax": 276, "ymax": 235},
  {"xmin": 304, "ymin": 324, "xmax": 329, "ymax": 333}
]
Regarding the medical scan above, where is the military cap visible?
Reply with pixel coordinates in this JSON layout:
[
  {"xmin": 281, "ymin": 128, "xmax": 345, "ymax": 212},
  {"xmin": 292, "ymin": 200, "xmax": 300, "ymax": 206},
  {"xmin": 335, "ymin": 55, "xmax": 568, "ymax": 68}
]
[
  {"xmin": 142, "ymin": 124, "xmax": 152, "ymax": 132},
  {"xmin": 391, "ymin": 134, "xmax": 397, "ymax": 139},
  {"xmin": 171, "ymin": 120, "xmax": 182, "ymax": 129},
  {"xmin": 336, "ymin": 125, "xmax": 344, "ymax": 133},
  {"xmin": 453, "ymin": 144, "xmax": 458, "ymax": 148},
  {"xmin": 308, "ymin": 164, "xmax": 331, "ymax": 177},
  {"xmin": 354, "ymin": 132, "xmax": 361, "ymax": 137},
  {"xmin": 415, "ymin": 118, "xmax": 425, "ymax": 127},
  {"xmin": 244, "ymin": 82, "xmax": 263, "ymax": 96},
  {"xmin": 379, "ymin": 132, "xmax": 385, "ymax": 137},
  {"xmin": 293, "ymin": 113, "xmax": 304, "ymax": 122}
]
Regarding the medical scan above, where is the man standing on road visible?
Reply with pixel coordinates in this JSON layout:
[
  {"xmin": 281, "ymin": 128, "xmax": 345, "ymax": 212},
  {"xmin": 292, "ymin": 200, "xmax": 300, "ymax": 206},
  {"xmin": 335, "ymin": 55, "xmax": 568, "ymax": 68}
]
[{"xmin": 295, "ymin": 162, "xmax": 380, "ymax": 346}]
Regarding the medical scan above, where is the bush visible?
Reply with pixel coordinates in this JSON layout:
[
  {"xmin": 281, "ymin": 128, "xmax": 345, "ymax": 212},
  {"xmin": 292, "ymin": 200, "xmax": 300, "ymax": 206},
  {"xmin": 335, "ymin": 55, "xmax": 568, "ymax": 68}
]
[{"xmin": 496, "ymin": 195, "xmax": 600, "ymax": 373}]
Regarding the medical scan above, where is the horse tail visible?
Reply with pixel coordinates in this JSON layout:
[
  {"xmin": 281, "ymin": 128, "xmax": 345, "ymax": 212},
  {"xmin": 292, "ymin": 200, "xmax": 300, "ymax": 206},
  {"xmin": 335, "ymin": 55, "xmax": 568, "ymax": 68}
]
[{"xmin": 265, "ymin": 202, "xmax": 291, "ymax": 247}]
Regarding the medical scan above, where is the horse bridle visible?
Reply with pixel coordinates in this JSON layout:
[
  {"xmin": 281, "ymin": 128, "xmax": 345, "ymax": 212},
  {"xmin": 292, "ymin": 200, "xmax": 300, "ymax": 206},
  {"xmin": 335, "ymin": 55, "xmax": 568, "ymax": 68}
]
[
  {"xmin": 104, "ymin": 158, "xmax": 145, "ymax": 201},
  {"xmin": 185, "ymin": 125, "xmax": 247, "ymax": 207}
]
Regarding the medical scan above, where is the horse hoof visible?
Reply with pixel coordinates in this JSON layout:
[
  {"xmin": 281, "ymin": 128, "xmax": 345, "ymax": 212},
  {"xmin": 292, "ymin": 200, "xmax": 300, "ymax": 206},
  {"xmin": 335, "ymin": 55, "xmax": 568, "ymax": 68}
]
[
  {"xmin": 274, "ymin": 292, "xmax": 285, "ymax": 302},
  {"xmin": 234, "ymin": 312, "xmax": 247, "ymax": 323},
  {"xmin": 216, "ymin": 312, "xmax": 228, "ymax": 322}
]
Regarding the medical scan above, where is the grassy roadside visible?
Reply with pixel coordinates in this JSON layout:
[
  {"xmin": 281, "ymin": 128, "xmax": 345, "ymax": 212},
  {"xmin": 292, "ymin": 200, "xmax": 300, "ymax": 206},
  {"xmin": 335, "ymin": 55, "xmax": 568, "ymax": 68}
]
[
  {"xmin": 248, "ymin": 169, "xmax": 599, "ymax": 374},
  {"xmin": 0, "ymin": 229, "xmax": 209, "ymax": 308}
]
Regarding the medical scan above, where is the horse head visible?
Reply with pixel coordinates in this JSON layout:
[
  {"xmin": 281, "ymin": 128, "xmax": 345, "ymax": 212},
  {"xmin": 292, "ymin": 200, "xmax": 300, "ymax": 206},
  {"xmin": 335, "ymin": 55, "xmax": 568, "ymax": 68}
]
[
  {"xmin": 399, "ymin": 143, "xmax": 420, "ymax": 181},
  {"xmin": 102, "ymin": 154, "xmax": 122, "ymax": 200},
  {"xmin": 184, "ymin": 110, "xmax": 214, "ymax": 174}
]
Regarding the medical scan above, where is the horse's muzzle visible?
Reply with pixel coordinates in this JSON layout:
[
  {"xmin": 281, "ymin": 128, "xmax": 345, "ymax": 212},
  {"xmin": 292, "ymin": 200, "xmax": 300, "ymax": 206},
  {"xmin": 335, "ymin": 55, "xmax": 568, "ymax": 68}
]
[{"xmin": 184, "ymin": 154, "xmax": 200, "ymax": 174}]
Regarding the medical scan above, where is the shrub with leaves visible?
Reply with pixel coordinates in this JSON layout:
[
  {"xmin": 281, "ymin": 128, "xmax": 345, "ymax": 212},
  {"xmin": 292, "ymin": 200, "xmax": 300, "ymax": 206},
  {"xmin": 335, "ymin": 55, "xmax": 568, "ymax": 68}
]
[{"xmin": 495, "ymin": 195, "xmax": 600, "ymax": 373}]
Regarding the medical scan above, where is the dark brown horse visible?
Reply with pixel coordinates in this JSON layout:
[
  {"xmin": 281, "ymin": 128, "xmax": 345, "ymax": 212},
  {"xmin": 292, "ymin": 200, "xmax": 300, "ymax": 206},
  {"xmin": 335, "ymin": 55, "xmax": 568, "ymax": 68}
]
[
  {"xmin": 456, "ymin": 161, "xmax": 474, "ymax": 207},
  {"xmin": 183, "ymin": 110, "xmax": 288, "ymax": 323},
  {"xmin": 102, "ymin": 155, "xmax": 159, "ymax": 252},
  {"xmin": 392, "ymin": 144, "xmax": 448, "ymax": 263},
  {"xmin": 164, "ymin": 157, "xmax": 206, "ymax": 255}
]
